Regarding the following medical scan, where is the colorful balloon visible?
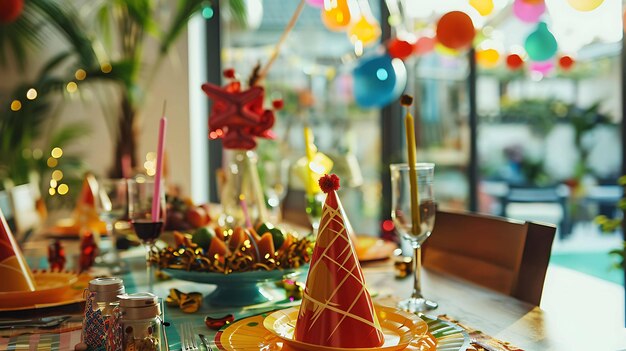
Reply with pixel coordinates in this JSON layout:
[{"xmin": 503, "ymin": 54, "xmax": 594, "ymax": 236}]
[
  {"xmin": 530, "ymin": 60, "xmax": 554, "ymax": 75},
  {"xmin": 513, "ymin": 0, "xmax": 546, "ymax": 23},
  {"xmin": 566, "ymin": 0, "xmax": 604, "ymax": 12},
  {"xmin": 321, "ymin": 0, "xmax": 351, "ymax": 31},
  {"xmin": 506, "ymin": 53, "xmax": 524, "ymax": 70},
  {"xmin": 388, "ymin": 39, "xmax": 414, "ymax": 60},
  {"xmin": 414, "ymin": 36, "xmax": 436, "ymax": 55},
  {"xmin": 436, "ymin": 11, "xmax": 476, "ymax": 50},
  {"xmin": 476, "ymin": 48, "xmax": 500, "ymax": 68},
  {"xmin": 470, "ymin": 0, "xmax": 494, "ymax": 16},
  {"xmin": 353, "ymin": 54, "xmax": 407, "ymax": 108},
  {"xmin": 305, "ymin": 0, "xmax": 324, "ymax": 8},
  {"xmin": 348, "ymin": 15, "xmax": 381, "ymax": 47},
  {"xmin": 558, "ymin": 55, "xmax": 575, "ymax": 70},
  {"xmin": 435, "ymin": 43, "xmax": 460, "ymax": 56},
  {"xmin": 524, "ymin": 22, "xmax": 557, "ymax": 62}
]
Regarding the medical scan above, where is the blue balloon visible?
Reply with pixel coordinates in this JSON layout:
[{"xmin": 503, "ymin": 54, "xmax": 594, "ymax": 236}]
[{"xmin": 353, "ymin": 53, "xmax": 407, "ymax": 108}]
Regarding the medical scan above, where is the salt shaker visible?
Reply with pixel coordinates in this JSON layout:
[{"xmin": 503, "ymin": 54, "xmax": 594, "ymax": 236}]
[{"xmin": 118, "ymin": 292, "xmax": 165, "ymax": 351}]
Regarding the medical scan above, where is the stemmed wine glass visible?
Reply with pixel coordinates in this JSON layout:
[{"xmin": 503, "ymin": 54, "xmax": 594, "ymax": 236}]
[
  {"xmin": 127, "ymin": 178, "xmax": 165, "ymax": 293},
  {"xmin": 390, "ymin": 163, "xmax": 436, "ymax": 313},
  {"xmin": 95, "ymin": 178, "xmax": 129, "ymax": 274}
]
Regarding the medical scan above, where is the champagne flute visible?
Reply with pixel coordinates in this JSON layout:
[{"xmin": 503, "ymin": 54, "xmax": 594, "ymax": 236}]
[
  {"xmin": 390, "ymin": 163, "xmax": 436, "ymax": 313},
  {"xmin": 95, "ymin": 178, "xmax": 129, "ymax": 274},
  {"xmin": 305, "ymin": 192, "xmax": 325, "ymax": 236},
  {"xmin": 127, "ymin": 178, "xmax": 165, "ymax": 293}
]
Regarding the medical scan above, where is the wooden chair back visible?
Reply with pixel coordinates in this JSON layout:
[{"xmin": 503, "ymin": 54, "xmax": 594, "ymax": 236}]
[{"xmin": 422, "ymin": 210, "xmax": 555, "ymax": 305}]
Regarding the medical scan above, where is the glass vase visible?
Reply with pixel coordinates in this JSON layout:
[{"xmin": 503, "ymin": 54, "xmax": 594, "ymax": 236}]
[{"xmin": 219, "ymin": 149, "xmax": 268, "ymax": 228}]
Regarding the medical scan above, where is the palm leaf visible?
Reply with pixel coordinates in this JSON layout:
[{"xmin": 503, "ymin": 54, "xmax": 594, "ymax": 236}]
[
  {"xmin": 0, "ymin": 8, "xmax": 45, "ymax": 70},
  {"xmin": 48, "ymin": 122, "xmax": 91, "ymax": 149},
  {"xmin": 29, "ymin": 0, "xmax": 99, "ymax": 68},
  {"xmin": 159, "ymin": 0, "xmax": 204, "ymax": 54}
]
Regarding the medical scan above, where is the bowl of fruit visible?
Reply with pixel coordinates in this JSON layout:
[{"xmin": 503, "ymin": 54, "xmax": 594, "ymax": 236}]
[{"xmin": 154, "ymin": 221, "xmax": 312, "ymax": 306}]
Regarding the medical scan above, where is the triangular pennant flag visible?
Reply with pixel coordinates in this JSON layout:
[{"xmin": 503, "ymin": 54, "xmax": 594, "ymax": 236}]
[
  {"xmin": 294, "ymin": 174, "xmax": 384, "ymax": 348},
  {"xmin": 72, "ymin": 173, "xmax": 104, "ymax": 230},
  {"xmin": 0, "ymin": 208, "xmax": 35, "ymax": 292}
]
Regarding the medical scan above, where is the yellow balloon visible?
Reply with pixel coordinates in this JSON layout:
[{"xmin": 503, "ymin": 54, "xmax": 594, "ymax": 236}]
[
  {"xmin": 476, "ymin": 48, "xmax": 500, "ymax": 68},
  {"xmin": 435, "ymin": 43, "xmax": 459, "ymax": 56},
  {"xmin": 566, "ymin": 0, "xmax": 604, "ymax": 11},
  {"xmin": 470, "ymin": 0, "xmax": 494, "ymax": 16},
  {"xmin": 321, "ymin": 0, "xmax": 351, "ymax": 31},
  {"xmin": 348, "ymin": 16, "xmax": 381, "ymax": 47}
]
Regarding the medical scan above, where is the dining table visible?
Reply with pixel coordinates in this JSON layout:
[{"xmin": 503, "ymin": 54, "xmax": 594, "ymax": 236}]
[{"xmin": 1, "ymin": 228, "xmax": 625, "ymax": 351}]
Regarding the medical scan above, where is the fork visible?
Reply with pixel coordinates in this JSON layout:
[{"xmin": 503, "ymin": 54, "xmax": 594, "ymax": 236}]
[{"xmin": 179, "ymin": 322, "xmax": 199, "ymax": 351}]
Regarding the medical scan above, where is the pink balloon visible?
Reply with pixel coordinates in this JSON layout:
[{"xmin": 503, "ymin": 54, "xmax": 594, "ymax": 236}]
[
  {"xmin": 513, "ymin": 0, "xmax": 546, "ymax": 23},
  {"xmin": 306, "ymin": 0, "xmax": 324, "ymax": 8},
  {"xmin": 530, "ymin": 60, "xmax": 554, "ymax": 75},
  {"xmin": 414, "ymin": 36, "xmax": 436, "ymax": 55}
]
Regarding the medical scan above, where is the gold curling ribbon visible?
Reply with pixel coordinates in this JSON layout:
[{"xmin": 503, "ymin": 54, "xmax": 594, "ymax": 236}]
[{"xmin": 166, "ymin": 288, "xmax": 203, "ymax": 313}]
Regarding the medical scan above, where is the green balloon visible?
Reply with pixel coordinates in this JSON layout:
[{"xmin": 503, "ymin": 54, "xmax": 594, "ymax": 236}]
[{"xmin": 524, "ymin": 22, "xmax": 558, "ymax": 62}]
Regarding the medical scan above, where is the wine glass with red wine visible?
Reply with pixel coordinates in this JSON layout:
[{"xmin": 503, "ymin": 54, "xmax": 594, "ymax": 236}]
[{"xmin": 127, "ymin": 178, "xmax": 166, "ymax": 293}]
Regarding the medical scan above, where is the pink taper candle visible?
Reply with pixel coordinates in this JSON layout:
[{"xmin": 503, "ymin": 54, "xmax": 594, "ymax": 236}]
[{"xmin": 152, "ymin": 116, "xmax": 167, "ymax": 221}]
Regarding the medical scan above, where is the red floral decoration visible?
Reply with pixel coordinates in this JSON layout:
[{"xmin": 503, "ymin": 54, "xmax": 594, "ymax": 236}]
[
  {"xmin": 0, "ymin": 0, "xmax": 24, "ymax": 24},
  {"xmin": 202, "ymin": 69, "xmax": 277, "ymax": 150}
]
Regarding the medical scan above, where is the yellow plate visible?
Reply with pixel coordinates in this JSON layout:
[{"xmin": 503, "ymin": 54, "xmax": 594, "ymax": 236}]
[
  {"xmin": 263, "ymin": 305, "xmax": 427, "ymax": 351},
  {"xmin": 0, "ymin": 271, "xmax": 83, "ymax": 310},
  {"xmin": 214, "ymin": 305, "xmax": 433, "ymax": 351}
]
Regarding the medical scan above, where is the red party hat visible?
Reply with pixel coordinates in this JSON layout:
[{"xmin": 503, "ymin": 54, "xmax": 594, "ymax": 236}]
[
  {"xmin": 0, "ymin": 208, "xmax": 35, "ymax": 292},
  {"xmin": 294, "ymin": 174, "xmax": 384, "ymax": 348}
]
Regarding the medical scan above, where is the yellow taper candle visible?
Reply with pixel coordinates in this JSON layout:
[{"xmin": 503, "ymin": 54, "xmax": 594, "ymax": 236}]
[
  {"xmin": 304, "ymin": 126, "xmax": 316, "ymax": 196},
  {"xmin": 401, "ymin": 95, "xmax": 421, "ymax": 236}
]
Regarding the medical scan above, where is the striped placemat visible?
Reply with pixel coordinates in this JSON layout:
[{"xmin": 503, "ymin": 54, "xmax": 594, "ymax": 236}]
[{"xmin": 0, "ymin": 330, "xmax": 81, "ymax": 351}]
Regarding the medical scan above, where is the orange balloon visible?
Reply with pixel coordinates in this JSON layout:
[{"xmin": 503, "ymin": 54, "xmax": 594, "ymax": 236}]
[
  {"xmin": 321, "ymin": 0, "xmax": 351, "ymax": 31},
  {"xmin": 436, "ymin": 11, "xmax": 476, "ymax": 50},
  {"xmin": 521, "ymin": 0, "xmax": 544, "ymax": 4}
]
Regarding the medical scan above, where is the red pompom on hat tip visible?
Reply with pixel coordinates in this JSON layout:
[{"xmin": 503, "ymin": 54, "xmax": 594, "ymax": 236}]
[{"xmin": 319, "ymin": 174, "xmax": 340, "ymax": 193}]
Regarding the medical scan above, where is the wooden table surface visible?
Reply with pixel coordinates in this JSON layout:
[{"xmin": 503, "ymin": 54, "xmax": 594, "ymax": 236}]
[
  {"xmin": 14, "ymin": 223, "xmax": 626, "ymax": 351},
  {"xmin": 365, "ymin": 263, "xmax": 626, "ymax": 351}
]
